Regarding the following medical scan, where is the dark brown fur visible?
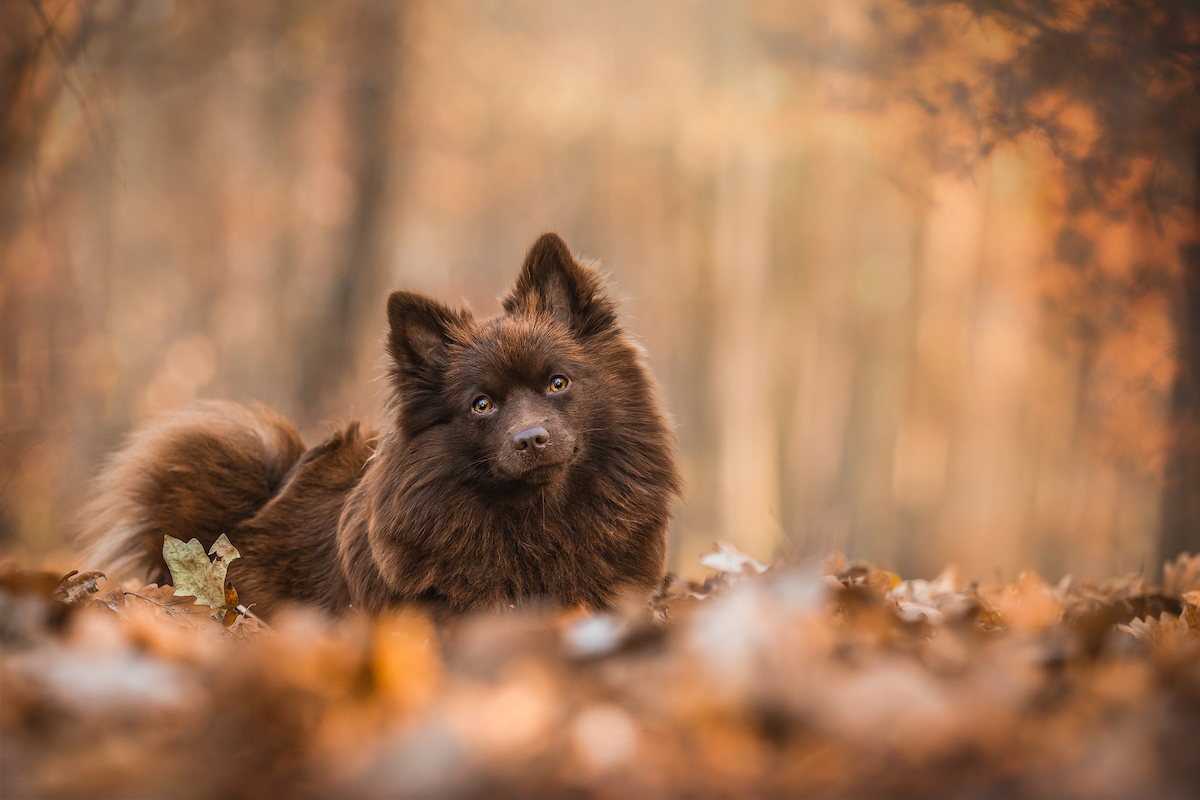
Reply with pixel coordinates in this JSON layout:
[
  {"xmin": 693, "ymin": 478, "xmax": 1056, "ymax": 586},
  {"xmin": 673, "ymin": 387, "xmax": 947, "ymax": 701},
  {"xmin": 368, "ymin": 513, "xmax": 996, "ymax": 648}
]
[{"xmin": 79, "ymin": 234, "xmax": 680, "ymax": 616}]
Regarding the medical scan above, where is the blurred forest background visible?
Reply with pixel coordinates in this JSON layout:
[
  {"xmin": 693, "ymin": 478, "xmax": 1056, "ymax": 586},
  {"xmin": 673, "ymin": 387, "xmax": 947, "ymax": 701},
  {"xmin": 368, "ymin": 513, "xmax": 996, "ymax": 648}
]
[{"xmin": 1, "ymin": 0, "xmax": 1197, "ymax": 582}]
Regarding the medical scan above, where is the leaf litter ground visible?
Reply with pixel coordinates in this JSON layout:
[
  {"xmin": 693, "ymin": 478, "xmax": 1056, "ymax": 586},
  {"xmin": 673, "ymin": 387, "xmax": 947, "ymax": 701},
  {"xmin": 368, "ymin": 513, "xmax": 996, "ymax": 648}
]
[{"xmin": 2, "ymin": 546, "xmax": 1200, "ymax": 798}]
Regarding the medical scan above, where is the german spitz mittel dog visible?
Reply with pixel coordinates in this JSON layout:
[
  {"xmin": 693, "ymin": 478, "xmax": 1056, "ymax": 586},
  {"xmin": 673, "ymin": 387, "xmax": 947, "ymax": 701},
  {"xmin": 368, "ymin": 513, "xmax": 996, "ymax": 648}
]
[{"xmin": 80, "ymin": 233, "xmax": 680, "ymax": 616}]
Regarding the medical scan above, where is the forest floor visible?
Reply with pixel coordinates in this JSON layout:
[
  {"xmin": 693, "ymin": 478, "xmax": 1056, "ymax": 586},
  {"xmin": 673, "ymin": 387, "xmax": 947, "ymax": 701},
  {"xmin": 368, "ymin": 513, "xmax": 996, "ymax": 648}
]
[{"xmin": 2, "ymin": 544, "xmax": 1199, "ymax": 799}]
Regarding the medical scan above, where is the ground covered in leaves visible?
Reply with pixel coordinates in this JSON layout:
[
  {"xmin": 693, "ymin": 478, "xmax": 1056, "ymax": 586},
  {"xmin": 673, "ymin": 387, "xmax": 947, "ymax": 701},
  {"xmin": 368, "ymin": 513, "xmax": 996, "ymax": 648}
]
[{"xmin": 3, "ymin": 546, "xmax": 1200, "ymax": 799}]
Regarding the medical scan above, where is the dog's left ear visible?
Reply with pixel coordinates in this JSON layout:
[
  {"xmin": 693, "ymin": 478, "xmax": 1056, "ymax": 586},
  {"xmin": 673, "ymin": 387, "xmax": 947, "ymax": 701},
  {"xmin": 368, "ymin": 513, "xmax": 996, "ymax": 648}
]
[{"xmin": 503, "ymin": 233, "xmax": 618, "ymax": 337}]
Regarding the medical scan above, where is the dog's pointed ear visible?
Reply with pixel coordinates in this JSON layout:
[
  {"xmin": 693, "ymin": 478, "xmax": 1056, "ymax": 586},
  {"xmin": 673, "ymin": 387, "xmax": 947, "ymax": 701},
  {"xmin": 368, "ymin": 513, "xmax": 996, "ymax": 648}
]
[
  {"xmin": 503, "ymin": 233, "xmax": 618, "ymax": 337},
  {"xmin": 386, "ymin": 291, "xmax": 468, "ymax": 378}
]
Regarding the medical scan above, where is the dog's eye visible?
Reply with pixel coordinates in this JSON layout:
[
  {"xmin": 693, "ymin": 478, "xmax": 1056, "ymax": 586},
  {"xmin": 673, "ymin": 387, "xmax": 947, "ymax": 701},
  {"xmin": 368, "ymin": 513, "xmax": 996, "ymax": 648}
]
[
  {"xmin": 472, "ymin": 396, "xmax": 494, "ymax": 414},
  {"xmin": 548, "ymin": 375, "xmax": 570, "ymax": 393}
]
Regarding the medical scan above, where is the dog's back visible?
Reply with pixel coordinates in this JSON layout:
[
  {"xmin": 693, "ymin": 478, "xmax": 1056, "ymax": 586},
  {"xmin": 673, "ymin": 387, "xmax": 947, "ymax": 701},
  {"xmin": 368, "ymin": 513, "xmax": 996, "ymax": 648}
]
[{"xmin": 79, "ymin": 401, "xmax": 306, "ymax": 584}]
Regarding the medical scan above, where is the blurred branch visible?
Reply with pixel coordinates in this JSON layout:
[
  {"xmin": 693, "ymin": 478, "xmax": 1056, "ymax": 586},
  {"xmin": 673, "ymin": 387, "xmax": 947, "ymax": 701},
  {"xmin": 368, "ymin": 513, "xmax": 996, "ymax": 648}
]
[{"xmin": 24, "ymin": 0, "xmax": 124, "ymax": 175}]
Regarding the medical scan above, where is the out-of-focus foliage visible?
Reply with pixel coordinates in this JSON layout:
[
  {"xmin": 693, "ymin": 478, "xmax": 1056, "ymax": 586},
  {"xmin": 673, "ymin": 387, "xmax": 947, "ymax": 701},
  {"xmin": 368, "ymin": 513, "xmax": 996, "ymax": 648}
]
[
  {"xmin": 760, "ymin": 0, "xmax": 1200, "ymax": 569},
  {"xmin": 3, "ymin": 548, "xmax": 1200, "ymax": 798},
  {"xmin": 765, "ymin": 0, "xmax": 1200, "ymax": 211}
]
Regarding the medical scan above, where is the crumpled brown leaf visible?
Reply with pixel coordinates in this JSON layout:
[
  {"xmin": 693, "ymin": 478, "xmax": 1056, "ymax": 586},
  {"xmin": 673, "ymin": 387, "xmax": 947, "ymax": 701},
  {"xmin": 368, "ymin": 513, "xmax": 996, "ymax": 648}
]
[
  {"xmin": 1119, "ymin": 611, "xmax": 1199, "ymax": 649},
  {"xmin": 52, "ymin": 570, "xmax": 106, "ymax": 606},
  {"xmin": 700, "ymin": 541, "xmax": 770, "ymax": 576},
  {"xmin": 121, "ymin": 583, "xmax": 215, "ymax": 630},
  {"xmin": 1163, "ymin": 551, "xmax": 1200, "ymax": 595}
]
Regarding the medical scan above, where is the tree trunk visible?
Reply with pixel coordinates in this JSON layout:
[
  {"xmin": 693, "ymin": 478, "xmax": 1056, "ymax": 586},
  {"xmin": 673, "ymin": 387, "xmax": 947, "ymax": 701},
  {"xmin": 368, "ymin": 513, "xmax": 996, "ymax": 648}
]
[{"xmin": 299, "ymin": 0, "xmax": 406, "ymax": 412}]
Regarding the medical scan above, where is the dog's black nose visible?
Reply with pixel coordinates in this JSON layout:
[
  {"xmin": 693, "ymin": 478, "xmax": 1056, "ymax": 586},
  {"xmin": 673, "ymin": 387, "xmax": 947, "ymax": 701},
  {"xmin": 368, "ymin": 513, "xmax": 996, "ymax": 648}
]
[{"xmin": 513, "ymin": 426, "xmax": 550, "ymax": 452}]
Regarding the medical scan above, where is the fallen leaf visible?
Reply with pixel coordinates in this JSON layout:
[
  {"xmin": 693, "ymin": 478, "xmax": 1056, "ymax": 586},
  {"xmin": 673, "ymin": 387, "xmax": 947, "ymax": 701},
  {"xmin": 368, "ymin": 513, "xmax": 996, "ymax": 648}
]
[
  {"xmin": 225, "ymin": 611, "xmax": 265, "ymax": 638},
  {"xmin": 701, "ymin": 542, "xmax": 769, "ymax": 575},
  {"xmin": 162, "ymin": 534, "xmax": 240, "ymax": 611},
  {"xmin": 989, "ymin": 572, "xmax": 1063, "ymax": 633},
  {"xmin": 1119, "ymin": 612, "xmax": 1198, "ymax": 650},
  {"xmin": 1163, "ymin": 552, "xmax": 1200, "ymax": 595},
  {"xmin": 94, "ymin": 587, "xmax": 126, "ymax": 611},
  {"xmin": 52, "ymin": 570, "xmax": 106, "ymax": 606},
  {"xmin": 123, "ymin": 584, "xmax": 206, "ymax": 616}
]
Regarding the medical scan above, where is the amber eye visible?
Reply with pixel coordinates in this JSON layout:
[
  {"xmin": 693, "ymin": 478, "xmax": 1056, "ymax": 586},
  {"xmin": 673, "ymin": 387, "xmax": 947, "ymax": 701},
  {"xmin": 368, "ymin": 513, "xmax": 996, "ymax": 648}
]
[
  {"xmin": 472, "ymin": 396, "xmax": 494, "ymax": 414},
  {"xmin": 548, "ymin": 375, "xmax": 570, "ymax": 393}
]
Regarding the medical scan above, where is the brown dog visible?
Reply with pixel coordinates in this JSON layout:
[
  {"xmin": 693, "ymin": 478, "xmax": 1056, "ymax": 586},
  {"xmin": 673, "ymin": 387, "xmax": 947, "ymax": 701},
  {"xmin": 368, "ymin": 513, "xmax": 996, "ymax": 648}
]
[{"xmin": 79, "ymin": 233, "xmax": 680, "ymax": 616}]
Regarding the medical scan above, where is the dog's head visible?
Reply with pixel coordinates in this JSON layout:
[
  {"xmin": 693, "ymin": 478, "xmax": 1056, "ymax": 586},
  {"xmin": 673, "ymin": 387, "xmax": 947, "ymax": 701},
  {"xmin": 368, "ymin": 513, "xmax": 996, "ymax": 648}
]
[{"xmin": 386, "ymin": 233, "xmax": 624, "ymax": 486}]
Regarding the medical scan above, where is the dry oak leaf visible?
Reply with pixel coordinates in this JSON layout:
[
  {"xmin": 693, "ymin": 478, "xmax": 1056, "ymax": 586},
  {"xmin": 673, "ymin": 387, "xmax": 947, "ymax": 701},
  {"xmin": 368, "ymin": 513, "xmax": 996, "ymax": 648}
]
[
  {"xmin": 1163, "ymin": 552, "xmax": 1200, "ymax": 595},
  {"xmin": 52, "ymin": 570, "xmax": 106, "ymax": 606},
  {"xmin": 162, "ymin": 534, "xmax": 241, "ymax": 622},
  {"xmin": 1119, "ymin": 612, "xmax": 1198, "ymax": 649},
  {"xmin": 224, "ymin": 611, "xmax": 265, "ymax": 638},
  {"xmin": 123, "ymin": 583, "xmax": 210, "ymax": 622},
  {"xmin": 701, "ymin": 542, "xmax": 769, "ymax": 576},
  {"xmin": 1182, "ymin": 591, "xmax": 1200, "ymax": 630}
]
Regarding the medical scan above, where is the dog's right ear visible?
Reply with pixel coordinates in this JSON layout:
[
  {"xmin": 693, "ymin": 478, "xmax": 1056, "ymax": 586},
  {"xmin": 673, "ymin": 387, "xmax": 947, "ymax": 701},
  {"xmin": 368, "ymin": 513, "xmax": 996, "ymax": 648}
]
[{"xmin": 386, "ymin": 291, "xmax": 467, "ymax": 379}]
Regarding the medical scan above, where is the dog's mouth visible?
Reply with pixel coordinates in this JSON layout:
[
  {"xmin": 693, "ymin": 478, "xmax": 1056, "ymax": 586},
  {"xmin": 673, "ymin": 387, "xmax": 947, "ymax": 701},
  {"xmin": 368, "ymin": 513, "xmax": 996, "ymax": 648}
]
[
  {"xmin": 516, "ymin": 463, "xmax": 568, "ymax": 484},
  {"xmin": 501, "ymin": 444, "xmax": 579, "ymax": 485}
]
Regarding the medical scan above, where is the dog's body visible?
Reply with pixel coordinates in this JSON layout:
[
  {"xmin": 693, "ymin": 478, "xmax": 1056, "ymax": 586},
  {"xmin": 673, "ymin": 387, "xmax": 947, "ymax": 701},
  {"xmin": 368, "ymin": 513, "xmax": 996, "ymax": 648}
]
[{"xmin": 80, "ymin": 234, "xmax": 680, "ymax": 616}]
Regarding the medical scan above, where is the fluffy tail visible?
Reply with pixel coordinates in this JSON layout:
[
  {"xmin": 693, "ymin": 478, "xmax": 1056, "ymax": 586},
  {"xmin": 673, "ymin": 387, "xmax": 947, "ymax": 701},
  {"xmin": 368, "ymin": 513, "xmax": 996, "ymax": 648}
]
[{"xmin": 77, "ymin": 401, "xmax": 307, "ymax": 585}]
